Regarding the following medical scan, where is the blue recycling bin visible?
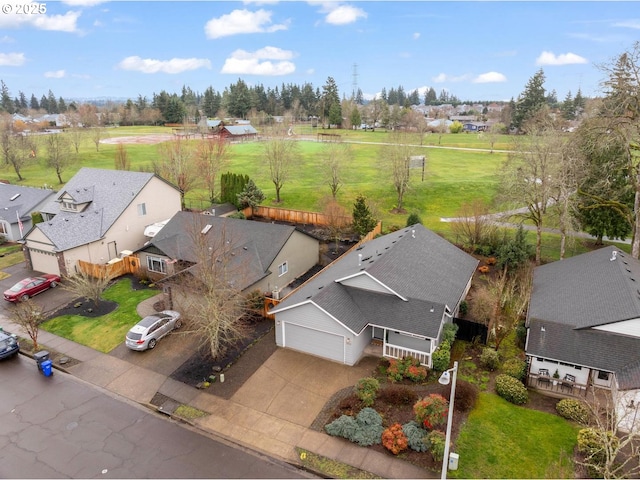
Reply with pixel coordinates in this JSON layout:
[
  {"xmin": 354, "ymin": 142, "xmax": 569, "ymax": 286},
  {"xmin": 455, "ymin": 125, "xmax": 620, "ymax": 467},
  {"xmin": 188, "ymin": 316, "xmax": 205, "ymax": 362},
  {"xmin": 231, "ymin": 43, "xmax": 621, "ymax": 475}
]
[
  {"xmin": 34, "ymin": 351, "xmax": 50, "ymax": 374},
  {"xmin": 41, "ymin": 359, "xmax": 53, "ymax": 377}
]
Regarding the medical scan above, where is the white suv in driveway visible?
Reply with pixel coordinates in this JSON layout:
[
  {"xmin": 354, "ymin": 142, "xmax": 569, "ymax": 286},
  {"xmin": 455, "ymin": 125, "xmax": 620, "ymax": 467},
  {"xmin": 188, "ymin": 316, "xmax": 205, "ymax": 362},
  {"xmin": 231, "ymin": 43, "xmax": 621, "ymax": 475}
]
[{"xmin": 125, "ymin": 310, "xmax": 182, "ymax": 351}]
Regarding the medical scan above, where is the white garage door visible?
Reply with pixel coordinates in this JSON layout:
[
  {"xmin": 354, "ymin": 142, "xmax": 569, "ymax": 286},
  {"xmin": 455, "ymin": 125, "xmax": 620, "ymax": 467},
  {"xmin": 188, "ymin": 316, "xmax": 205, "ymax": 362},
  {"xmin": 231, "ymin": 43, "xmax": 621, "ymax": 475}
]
[
  {"xmin": 29, "ymin": 249, "xmax": 60, "ymax": 276},
  {"xmin": 283, "ymin": 322, "xmax": 345, "ymax": 364}
]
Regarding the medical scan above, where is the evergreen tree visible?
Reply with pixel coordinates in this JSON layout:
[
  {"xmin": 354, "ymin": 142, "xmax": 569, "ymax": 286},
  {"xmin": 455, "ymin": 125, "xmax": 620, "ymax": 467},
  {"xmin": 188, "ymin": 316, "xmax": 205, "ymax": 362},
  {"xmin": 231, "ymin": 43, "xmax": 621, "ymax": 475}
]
[
  {"xmin": 322, "ymin": 76, "xmax": 341, "ymax": 128},
  {"xmin": 513, "ymin": 69, "xmax": 547, "ymax": 129},
  {"xmin": 352, "ymin": 194, "xmax": 377, "ymax": 238},
  {"xmin": 237, "ymin": 179, "xmax": 265, "ymax": 209},
  {"xmin": 561, "ymin": 91, "xmax": 575, "ymax": 120},
  {"xmin": 0, "ymin": 80, "xmax": 13, "ymax": 114},
  {"xmin": 30, "ymin": 94, "xmax": 39, "ymax": 110},
  {"xmin": 424, "ymin": 87, "xmax": 437, "ymax": 105}
]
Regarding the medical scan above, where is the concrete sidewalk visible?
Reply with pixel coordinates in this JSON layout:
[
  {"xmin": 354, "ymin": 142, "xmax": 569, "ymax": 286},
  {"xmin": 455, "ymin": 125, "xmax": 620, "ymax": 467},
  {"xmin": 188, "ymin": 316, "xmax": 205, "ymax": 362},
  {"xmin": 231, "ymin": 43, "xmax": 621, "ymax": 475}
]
[{"xmin": 1, "ymin": 297, "xmax": 435, "ymax": 479}]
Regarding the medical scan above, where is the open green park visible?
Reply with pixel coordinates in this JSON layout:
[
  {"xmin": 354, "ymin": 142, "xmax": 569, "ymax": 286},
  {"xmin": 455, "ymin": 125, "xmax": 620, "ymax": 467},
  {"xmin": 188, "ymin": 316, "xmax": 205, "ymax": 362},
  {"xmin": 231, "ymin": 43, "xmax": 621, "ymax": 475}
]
[{"xmin": 8, "ymin": 124, "xmax": 622, "ymax": 263}]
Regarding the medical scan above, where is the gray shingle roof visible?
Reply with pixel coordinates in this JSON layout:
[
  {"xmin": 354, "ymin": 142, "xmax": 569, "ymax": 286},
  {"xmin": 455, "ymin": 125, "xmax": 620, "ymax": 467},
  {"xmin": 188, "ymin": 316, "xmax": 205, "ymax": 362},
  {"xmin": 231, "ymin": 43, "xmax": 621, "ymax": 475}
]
[
  {"xmin": 139, "ymin": 211, "xmax": 303, "ymax": 291},
  {"xmin": 0, "ymin": 184, "xmax": 55, "ymax": 223},
  {"xmin": 35, "ymin": 168, "xmax": 165, "ymax": 251},
  {"xmin": 527, "ymin": 246, "xmax": 640, "ymax": 390},
  {"xmin": 271, "ymin": 224, "xmax": 478, "ymax": 336}
]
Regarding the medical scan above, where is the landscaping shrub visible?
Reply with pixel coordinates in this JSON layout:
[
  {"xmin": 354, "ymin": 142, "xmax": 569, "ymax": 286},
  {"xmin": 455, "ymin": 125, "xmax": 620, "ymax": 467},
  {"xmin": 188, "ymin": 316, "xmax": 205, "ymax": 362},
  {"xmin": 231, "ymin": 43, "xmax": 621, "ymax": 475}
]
[
  {"xmin": 577, "ymin": 427, "xmax": 618, "ymax": 474},
  {"xmin": 432, "ymin": 342, "xmax": 451, "ymax": 372},
  {"xmin": 453, "ymin": 380, "xmax": 480, "ymax": 412},
  {"xmin": 325, "ymin": 407, "xmax": 384, "ymax": 447},
  {"xmin": 414, "ymin": 394, "xmax": 449, "ymax": 430},
  {"xmin": 337, "ymin": 394, "xmax": 361, "ymax": 416},
  {"xmin": 402, "ymin": 421, "xmax": 429, "ymax": 452},
  {"xmin": 386, "ymin": 356, "xmax": 427, "ymax": 383},
  {"xmin": 502, "ymin": 357, "xmax": 527, "ymax": 381},
  {"xmin": 406, "ymin": 212, "xmax": 422, "ymax": 227},
  {"xmin": 441, "ymin": 322, "xmax": 459, "ymax": 345},
  {"xmin": 377, "ymin": 385, "xmax": 418, "ymax": 405},
  {"xmin": 495, "ymin": 374, "xmax": 528, "ymax": 405},
  {"xmin": 355, "ymin": 377, "xmax": 380, "ymax": 407},
  {"xmin": 556, "ymin": 399, "xmax": 590, "ymax": 425},
  {"xmin": 459, "ymin": 300, "xmax": 468, "ymax": 316},
  {"xmin": 427, "ymin": 430, "xmax": 446, "ymax": 462},
  {"xmin": 381, "ymin": 423, "xmax": 409, "ymax": 455},
  {"xmin": 325, "ymin": 415, "xmax": 358, "ymax": 439},
  {"xmin": 480, "ymin": 347, "xmax": 500, "ymax": 371}
]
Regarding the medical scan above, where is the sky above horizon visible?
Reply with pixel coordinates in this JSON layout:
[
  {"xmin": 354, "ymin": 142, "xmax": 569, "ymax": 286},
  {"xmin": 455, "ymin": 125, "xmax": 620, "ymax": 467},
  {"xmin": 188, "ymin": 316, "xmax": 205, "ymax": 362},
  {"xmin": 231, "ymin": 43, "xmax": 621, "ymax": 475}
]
[{"xmin": 0, "ymin": 1, "xmax": 638, "ymax": 104}]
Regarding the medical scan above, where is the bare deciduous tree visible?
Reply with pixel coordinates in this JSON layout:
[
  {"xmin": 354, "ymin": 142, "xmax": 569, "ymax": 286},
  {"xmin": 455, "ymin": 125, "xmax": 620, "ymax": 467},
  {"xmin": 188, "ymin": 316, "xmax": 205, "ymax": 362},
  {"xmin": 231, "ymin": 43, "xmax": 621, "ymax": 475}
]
[
  {"xmin": 114, "ymin": 143, "xmax": 130, "ymax": 171},
  {"xmin": 9, "ymin": 300, "xmax": 45, "ymax": 351},
  {"xmin": 167, "ymin": 214, "xmax": 252, "ymax": 359},
  {"xmin": 44, "ymin": 132, "xmax": 73, "ymax": 183},
  {"xmin": 263, "ymin": 136, "xmax": 299, "ymax": 203},
  {"xmin": 450, "ymin": 200, "xmax": 498, "ymax": 252},
  {"xmin": 323, "ymin": 198, "xmax": 350, "ymax": 254},
  {"xmin": 195, "ymin": 136, "xmax": 230, "ymax": 203},
  {"xmin": 90, "ymin": 125, "xmax": 107, "ymax": 152},
  {"xmin": 321, "ymin": 141, "xmax": 352, "ymax": 199},
  {"xmin": 154, "ymin": 136, "xmax": 197, "ymax": 209},
  {"xmin": 380, "ymin": 131, "xmax": 415, "ymax": 213},
  {"xmin": 62, "ymin": 270, "xmax": 112, "ymax": 307}
]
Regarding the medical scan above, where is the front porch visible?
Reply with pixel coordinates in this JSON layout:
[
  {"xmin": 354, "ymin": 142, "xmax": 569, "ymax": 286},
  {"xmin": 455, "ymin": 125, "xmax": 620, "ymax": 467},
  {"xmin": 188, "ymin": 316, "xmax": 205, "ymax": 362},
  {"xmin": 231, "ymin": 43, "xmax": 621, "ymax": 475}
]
[
  {"xmin": 527, "ymin": 372, "xmax": 589, "ymax": 398},
  {"xmin": 363, "ymin": 338, "xmax": 431, "ymax": 367}
]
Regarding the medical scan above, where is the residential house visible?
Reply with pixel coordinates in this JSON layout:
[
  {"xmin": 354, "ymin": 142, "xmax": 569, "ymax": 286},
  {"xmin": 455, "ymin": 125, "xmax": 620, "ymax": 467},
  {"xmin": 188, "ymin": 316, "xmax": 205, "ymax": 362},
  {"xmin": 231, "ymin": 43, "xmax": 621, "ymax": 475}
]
[
  {"xmin": 269, "ymin": 224, "xmax": 478, "ymax": 367},
  {"xmin": 136, "ymin": 210, "xmax": 320, "ymax": 301},
  {"xmin": 0, "ymin": 184, "xmax": 56, "ymax": 241},
  {"xmin": 23, "ymin": 168, "xmax": 181, "ymax": 276},
  {"xmin": 526, "ymin": 246, "xmax": 640, "ymax": 431}
]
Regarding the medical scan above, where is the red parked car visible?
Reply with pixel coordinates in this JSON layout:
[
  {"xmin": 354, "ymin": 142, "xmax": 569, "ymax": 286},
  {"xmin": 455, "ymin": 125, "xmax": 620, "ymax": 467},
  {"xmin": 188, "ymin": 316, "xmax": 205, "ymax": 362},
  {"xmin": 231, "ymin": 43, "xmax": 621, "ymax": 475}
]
[{"xmin": 3, "ymin": 274, "xmax": 61, "ymax": 302}]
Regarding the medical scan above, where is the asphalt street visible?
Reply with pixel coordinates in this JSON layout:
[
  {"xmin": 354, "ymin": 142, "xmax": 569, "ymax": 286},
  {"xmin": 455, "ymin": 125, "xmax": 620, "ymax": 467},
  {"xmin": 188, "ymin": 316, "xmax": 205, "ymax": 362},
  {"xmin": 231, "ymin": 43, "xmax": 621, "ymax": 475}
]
[{"xmin": 0, "ymin": 354, "xmax": 309, "ymax": 479}]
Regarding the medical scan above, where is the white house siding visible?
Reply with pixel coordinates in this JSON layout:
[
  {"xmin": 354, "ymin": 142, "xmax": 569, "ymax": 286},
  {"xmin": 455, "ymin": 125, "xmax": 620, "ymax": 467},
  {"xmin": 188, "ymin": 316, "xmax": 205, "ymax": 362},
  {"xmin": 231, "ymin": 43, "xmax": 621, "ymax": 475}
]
[
  {"xmin": 594, "ymin": 318, "xmax": 640, "ymax": 338},
  {"xmin": 616, "ymin": 389, "xmax": 640, "ymax": 433},
  {"xmin": 275, "ymin": 302, "xmax": 364, "ymax": 365},
  {"xmin": 30, "ymin": 249, "xmax": 60, "ymax": 276},
  {"xmin": 338, "ymin": 273, "xmax": 394, "ymax": 295},
  {"xmin": 282, "ymin": 322, "xmax": 345, "ymax": 363},
  {"xmin": 528, "ymin": 356, "xmax": 590, "ymax": 386}
]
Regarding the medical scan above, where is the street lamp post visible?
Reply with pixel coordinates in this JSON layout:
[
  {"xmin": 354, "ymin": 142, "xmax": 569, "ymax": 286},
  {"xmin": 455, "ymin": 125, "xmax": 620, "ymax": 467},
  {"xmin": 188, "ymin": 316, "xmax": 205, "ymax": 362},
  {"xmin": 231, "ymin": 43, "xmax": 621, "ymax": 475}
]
[{"xmin": 438, "ymin": 360, "xmax": 458, "ymax": 480}]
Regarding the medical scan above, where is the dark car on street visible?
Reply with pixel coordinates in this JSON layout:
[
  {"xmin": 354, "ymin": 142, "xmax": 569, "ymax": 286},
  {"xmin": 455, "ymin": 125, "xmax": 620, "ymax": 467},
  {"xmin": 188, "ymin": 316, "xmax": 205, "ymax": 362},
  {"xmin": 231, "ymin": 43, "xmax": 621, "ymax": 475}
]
[
  {"xmin": 0, "ymin": 329, "xmax": 19, "ymax": 359},
  {"xmin": 3, "ymin": 274, "xmax": 61, "ymax": 302}
]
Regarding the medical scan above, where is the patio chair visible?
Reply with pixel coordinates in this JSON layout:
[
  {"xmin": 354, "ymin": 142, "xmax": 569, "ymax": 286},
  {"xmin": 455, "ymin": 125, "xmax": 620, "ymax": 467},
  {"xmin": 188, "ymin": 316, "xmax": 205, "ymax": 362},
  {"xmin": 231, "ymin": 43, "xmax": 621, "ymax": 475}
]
[
  {"xmin": 561, "ymin": 374, "xmax": 575, "ymax": 393},
  {"xmin": 537, "ymin": 368, "xmax": 551, "ymax": 387}
]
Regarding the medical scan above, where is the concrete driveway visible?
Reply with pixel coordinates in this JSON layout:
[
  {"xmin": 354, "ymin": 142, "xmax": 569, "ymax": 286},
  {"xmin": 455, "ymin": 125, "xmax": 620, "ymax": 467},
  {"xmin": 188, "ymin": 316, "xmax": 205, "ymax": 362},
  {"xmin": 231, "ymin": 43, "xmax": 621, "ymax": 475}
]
[
  {"xmin": 0, "ymin": 263, "xmax": 75, "ymax": 315},
  {"xmin": 229, "ymin": 348, "xmax": 379, "ymax": 428}
]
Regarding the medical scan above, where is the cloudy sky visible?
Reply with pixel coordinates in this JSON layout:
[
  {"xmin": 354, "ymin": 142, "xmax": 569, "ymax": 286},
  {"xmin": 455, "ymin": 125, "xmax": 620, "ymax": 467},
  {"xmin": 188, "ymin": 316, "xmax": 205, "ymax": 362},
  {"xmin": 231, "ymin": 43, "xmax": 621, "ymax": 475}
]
[{"xmin": 0, "ymin": 1, "xmax": 638, "ymax": 103}]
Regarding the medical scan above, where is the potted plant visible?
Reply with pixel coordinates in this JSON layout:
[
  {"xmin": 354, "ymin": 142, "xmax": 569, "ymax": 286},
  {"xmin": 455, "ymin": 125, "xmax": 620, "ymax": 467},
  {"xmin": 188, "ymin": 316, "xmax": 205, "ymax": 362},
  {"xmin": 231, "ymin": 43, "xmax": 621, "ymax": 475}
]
[{"xmin": 553, "ymin": 369, "xmax": 560, "ymax": 386}]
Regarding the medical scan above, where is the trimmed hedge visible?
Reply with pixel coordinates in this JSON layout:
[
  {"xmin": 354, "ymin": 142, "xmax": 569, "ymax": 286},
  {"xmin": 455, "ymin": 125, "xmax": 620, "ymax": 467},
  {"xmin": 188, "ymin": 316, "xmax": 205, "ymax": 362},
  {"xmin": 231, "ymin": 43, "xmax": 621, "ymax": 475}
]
[
  {"xmin": 495, "ymin": 374, "xmax": 528, "ymax": 405},
  {"xmin": 556, "ymin": 398, "xmax": 590, "ymax": 425},
  {"xmin": 502, "ymin": 358, "xmax": 527, "ymax": 381}
]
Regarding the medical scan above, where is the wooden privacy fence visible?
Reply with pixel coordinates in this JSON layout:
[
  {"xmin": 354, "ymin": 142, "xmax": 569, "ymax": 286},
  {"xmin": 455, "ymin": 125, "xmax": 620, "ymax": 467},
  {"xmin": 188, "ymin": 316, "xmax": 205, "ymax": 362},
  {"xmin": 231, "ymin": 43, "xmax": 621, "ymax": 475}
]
[
  {"xmin": 77, "ymin": 256, "xmax": 141, "ymax": 279},
  {"xmin": 250, "ymin": 206, "xmax": 352, "ymax": 227}
]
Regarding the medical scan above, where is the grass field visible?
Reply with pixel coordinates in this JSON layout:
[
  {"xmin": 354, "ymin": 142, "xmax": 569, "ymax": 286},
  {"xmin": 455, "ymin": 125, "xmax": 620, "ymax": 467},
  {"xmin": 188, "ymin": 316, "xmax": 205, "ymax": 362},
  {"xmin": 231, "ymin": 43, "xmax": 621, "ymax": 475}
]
[
  {"xmin": 42, "ymin": 278, "xmax": 159, "ymax": 353},
  {"xmin": 451, "ymin": 393, "xmax": 579, "ymax": 479},
  {"xmin": 6, "ymin": 125, "xmax": 622, "ymax": 260}
]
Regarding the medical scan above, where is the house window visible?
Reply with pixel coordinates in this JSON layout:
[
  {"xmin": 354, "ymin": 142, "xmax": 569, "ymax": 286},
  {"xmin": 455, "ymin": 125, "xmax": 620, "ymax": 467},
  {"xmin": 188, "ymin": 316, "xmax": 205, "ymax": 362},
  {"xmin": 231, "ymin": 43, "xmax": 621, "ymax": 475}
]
[
  {"xmin": 0, "ymin": 222, "xmax": 7, "ymax": 235},
  {"xmin": 147, "ymin": 256, "xmax": 166, "ymax": 274},
  {"xmin": 61, "ymin": 201, "xmax": 77, "ymax": 212},
  {"xmin": 597, "ymin": 371, "xmax": 610, "ymax": 381},
  {"xmin": 278, "ymin": 261, "xmax": 288, "ymax": 277},
  {"xmin": 137, "ymin": 203, "xmax": 147, "ymax": 216}
]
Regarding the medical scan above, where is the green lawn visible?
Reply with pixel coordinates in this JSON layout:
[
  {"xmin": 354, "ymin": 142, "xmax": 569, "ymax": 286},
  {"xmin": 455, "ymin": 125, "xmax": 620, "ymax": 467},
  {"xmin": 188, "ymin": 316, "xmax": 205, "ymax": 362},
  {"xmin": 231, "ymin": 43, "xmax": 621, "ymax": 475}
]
[
  {"xmin": 451, "ymin": 393, "xmax": 579, "ymax": 479},
  {"xmin": 42, "ymin": 278, "xmax": 159, "ymax": 353}
]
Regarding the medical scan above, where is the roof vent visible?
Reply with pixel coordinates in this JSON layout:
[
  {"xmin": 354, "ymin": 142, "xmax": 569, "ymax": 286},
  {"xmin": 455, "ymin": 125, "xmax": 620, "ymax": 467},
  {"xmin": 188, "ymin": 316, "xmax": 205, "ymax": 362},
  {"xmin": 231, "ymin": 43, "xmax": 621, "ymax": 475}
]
[
  {"xmin": 9, "ymin": 193, "xmax": 20, "ymax": 201},
  {"xmin": 610, "ymin": 251, "xmax": 618, "ymax": 261},
  {"xmin": 411, "ymin": 229, "xmax": 415, "ymax": 238},
  {"xmin": 358, "ymin": 253, "xmax": 362, "ymax": 266},
  {"xmin": 541, "ymin": 326, "xmax": 545, "ymax": 332},
  {"xmin": 201, "ymin": 224, "xmax": 212, "ymax": 235}
]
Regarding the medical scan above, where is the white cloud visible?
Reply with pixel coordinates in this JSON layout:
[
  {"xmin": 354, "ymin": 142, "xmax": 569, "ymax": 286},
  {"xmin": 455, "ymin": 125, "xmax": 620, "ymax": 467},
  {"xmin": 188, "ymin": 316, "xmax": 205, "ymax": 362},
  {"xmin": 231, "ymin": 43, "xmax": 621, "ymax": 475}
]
[
  {"xmin": 117, "ymin": 56, "xmax": 212, "ymax": 74},
  {"xmin": 0, "ymin": 9, "xmax": 81, "ymax": 32},
  {"xmin": 536, "ymin": 51, "xmax": 588, "ymax": 66},
  {"xmin": 613, "ymin": 19, "xmax": 640, "ymax": 29},
  {"xmin": 0, "ymin": 36, "xmax": 15, "ymax": 43},
  {"xmin": 204, "ymin": 9, "xmax": 288, "ymax": 39},
  {"xmin": 325, "ymin": 4, "xmax": 367, "ymax": 25},
  {"xmin": 221, "ymin": 47, "xmax": 295, "ymax": 75},
  {"xmin": 412, "ymin": 32, "xmax": 420, "ymax": 40},
  {"xmin": 44, "ymin": 69, "xmax": 66, "ymax": 78},
  {"xmin": 0, "ymin": 52, "xmax": 25, "ymax": 66},
  {"xmin": 473, "ymin": 72, "xmax": 507, "ymax": 83},
  {"xmin": 432, "ymin": 73, "xmax": 470, "ymax": 83}
]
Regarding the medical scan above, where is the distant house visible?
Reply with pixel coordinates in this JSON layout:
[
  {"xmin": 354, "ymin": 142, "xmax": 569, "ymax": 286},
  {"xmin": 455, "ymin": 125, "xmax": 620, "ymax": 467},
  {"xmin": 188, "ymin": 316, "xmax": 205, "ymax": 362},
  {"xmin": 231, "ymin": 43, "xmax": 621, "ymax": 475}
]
[
  {"xmin": 136, "ymin": 211, "xmax": 320, "ymax": 307},
  {"xmin": 0, "ymin": 184, "xmax": 56, "ymax": 241},
  {"xmin": 23, "ymin": 168, "xmax": 181, "ymax": 276},
  {"xmin": 270, "ymin": 224, "xmax": 478, "ymax": 367},
  {"xmin": 526, "ymin": 246, "xmax": 640, "ymax": 431}
]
